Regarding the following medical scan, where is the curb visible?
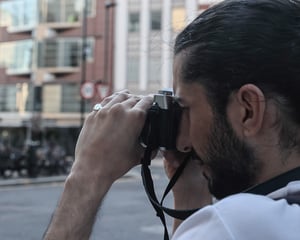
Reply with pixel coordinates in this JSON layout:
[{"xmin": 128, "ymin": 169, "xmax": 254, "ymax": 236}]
[
  {"xmin": 0, "ymin": 175, "xmax": 67, "ymax": 187},
  {"xmin": 0, "ymin": 170, "xmax": 141, "ymax": 187},
  {"xmin": 0, "ymin": 159, "xmax": 163, "ymax": 187}
]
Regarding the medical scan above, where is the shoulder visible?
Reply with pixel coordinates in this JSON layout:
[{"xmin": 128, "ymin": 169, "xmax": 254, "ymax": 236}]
[{"xmin": 172, "ymin": 193, "xmax": 300, "ymax": 240}]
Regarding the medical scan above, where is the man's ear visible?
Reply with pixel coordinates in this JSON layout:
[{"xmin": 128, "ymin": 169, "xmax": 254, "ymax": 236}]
[{"xmin": 236, "ymin": 84, "xmax": 266, "ymax": 137}]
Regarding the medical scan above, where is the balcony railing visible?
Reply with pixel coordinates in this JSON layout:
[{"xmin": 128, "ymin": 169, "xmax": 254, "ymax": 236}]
[
  {"xmin": 0, "ymin": 0, "xmax": 94, "ymax": 30},
  {"xmin": 38, "ymin": 38, "xmax": 94, "ymax": 69},
  {"xmin": 0, "ymin": 38, "xmax": 93, "ymax": 75}
]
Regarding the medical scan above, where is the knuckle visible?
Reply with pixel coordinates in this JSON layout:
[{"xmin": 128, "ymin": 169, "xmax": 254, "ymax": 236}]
[
  {"xmin": 110, "ymin": 103, "xmax": 125, "ymax": 114},
  {"xmin": 118, "ymin": 89, "xmax": 130, "ymax": 94},
  {"xmin": 117, "ymin": 92, "xmax": 129, "ymax": 99},
  {"xmin": 102, "ymin": 95, "xmax": 113, "ymax": 102},
  {"xmin": 99, "ymin": 107, "xmax": 109, "ymax": 115}
]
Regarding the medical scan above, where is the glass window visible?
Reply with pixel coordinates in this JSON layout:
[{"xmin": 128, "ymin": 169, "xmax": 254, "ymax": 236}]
[
  {"xmin": 43, "ymin": 84, "xmax": 61, "ymax": 113},
  {"xmin": 38, "ymin": 38, "xmax": 94, "ymax": 68},
  {"xmin": 148, "ymin": 56, "xmax": 161, "ymax": 83},
  {"xmin": 24, "ymin": 0, "xmax": 38, "ymax": 26},
  {"xmin": 0, "ymin": 1, "xmax": 14, "ymax": 27},
  {"xmin": 43, "ymin": 83, "xmax": 91, "ymax": 113},
  {"xmin": 0, "ymin": 0, "xmax": 38, "ymax": 28},
  {"xmin": 0, "ymin": 85, "xmax": 18, "ymax": 112},
  {"xmin": 127, "ymin": 57, "xmax": 139, "ymax": 83},
  {"xmin": 61, "ymin": 83, "xmax": 92, "ymax": 113},
  {"xmin": 129, "ymin": 13, "xmax": 140, "ymax": 32},
  {"xmin": 75, "ymin": 0, "xmax": 94, "ymax": 17},
  {"xmin": 0, "ymin": 40, "xmax": 33, "ymax": 72},
  {"xmin": 41, "ymin": 0, "xmax": 93, "ymax": 23},
  {"xmin": 13, "ymin": 40, "xmax": 33, "ymax": 71},
  {"xmin": 151, "ymin": 11, "xmax": 161, "ymax": 31},
  {"xmin": 0, "ymin": 0, "xmax": 95, "ymax": 27},
  {"xmin": 61, "ymin": 83, "xmax": 80, "ymax": 112},
  {"xmin": 16, "ymin": 83, "xmax": 29, "ymax": 113},
  {"xmin": 25, "ymin": 84, "xmax": 34, "ymax": 112},
  {"xmin": 172, "ymin": 7, "xmax": 186, "ymax": 32}
]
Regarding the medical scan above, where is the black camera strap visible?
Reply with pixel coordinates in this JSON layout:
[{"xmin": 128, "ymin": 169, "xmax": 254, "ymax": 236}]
[
  {"xmin": 141, "ymin": 144, "xmax": 300, "ymax": 240},
  {"xmin": 141, "ymin": 148, "xmax": 200, "ymax": 240},
  {"xmin": 140, "ymin": 103, "xmax": 300, "ymax": 239}
]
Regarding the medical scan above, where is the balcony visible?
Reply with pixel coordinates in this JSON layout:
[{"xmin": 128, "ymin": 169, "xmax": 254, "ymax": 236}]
[
  {"xmin": 1, "ymin": 0, "xmax": 94, "ymax": 34},
  {"xmin": 6, "ymin": 68, "xmax": 31, "ymax": 77},
  {"xmin": 7, "ymin": 25, "xmax": 35, "ymax": 34},
  {"xmin": 38, "ymin": 38, "xmax": 94, "ymax": 69}
]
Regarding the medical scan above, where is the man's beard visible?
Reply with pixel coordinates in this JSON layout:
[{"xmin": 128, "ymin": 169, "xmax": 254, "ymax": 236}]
[{"xmin": 199, "ymin": 113, "xmax": 262, "ymax": 200}]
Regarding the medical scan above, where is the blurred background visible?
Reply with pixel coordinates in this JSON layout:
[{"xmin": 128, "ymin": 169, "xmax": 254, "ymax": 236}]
[
  {"xmin": 0, "ymin": 1, "xmax": 220, "ymax": 239},
  {"xmin": 0, "ymin": 0, "xmax": 220, "ymax": 179}
]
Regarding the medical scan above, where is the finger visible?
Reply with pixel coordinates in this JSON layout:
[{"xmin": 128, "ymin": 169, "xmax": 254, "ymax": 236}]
[
  {"xmin": 101, "ymin": 90, "xmax": 130, "ymax": 107},
  {"xmin": 97, "ymin": 95, "xmax": 142, "ymax": 116},
  {"xmin": 118, "ymin": 95, "xmax": 142, "ymax": 109},
  {"xmin": 132, "ymin": 95, "xmax": 153, "ymax": 111},
  {"xmin": 104, "ymin": 95, "xmax": 152, "ymax": 113}
]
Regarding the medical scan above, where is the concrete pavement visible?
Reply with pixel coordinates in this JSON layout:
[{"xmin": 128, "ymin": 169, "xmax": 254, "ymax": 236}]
[
  {"xmin": 0, "ymin": 158, "xmax": 164, "ymax": 187},
  {"xmin": 0, "ymin": 167, "xmax": 142, "ymax": 187},
  {"xmin": 0, "ymin": 175, "xmax": 67, "ymax": 187}
]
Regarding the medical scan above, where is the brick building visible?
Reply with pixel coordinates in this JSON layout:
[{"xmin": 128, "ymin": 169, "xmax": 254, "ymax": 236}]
[
  {"xmin": 0, "ymin": 0, "xmax": 219, "ymax": 156},
  {"xmin": 0, "ymin": 0, "xmax": 115, "ymax": 154}
]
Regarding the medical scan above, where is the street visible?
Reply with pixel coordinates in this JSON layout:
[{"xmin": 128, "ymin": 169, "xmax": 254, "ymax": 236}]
[{"xmin": 0, "ymin": 160, "xmax": 174, "ymax": 240}]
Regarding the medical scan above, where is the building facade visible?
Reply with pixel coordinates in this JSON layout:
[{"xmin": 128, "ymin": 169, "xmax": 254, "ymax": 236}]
[
  {"xmin": 0, "ymin": 0, "xmax": 219, "ymax": 156},
  {"xmin": 0, "ymin": 0, "xmax": 114, "ymax": 154},
  {"xmin": 113, "ymin": 0, "xmax": 220, "ymax": 95}
]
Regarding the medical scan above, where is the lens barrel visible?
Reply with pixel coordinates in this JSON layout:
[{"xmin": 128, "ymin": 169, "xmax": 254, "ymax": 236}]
[{"xmin": 140, "ymin": 91, "xmax": 182, "ymax": 150}]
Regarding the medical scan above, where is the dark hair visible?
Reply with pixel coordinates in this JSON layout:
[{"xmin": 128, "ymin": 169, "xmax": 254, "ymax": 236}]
[{"xmin": 175, "ymin": 0, "xmax": 300, "ymax": 150}]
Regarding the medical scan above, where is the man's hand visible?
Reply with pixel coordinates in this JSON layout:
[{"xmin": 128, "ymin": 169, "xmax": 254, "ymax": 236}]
[
  {"xmin": 44, "ymin": 91, "xmax": 153, "ymax": 240},
  {"xmin": 73, "ymin": 90, "xmax": 153, "ymax": 183},
  {"xmin": 163, "ymin": 150, "xmax": 212, "ymax": 233}
]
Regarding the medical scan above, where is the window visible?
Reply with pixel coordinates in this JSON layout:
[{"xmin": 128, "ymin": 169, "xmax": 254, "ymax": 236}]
[
  {"xmin": 40, "ymin": 0, "xmax": 94, "ymax": 23},
  {"xmin": 16, "ymin": 83, "xmax": 29, "ymax": 113},
  {"xmin": 38, "ymin": 38, "xmax": 94, "ymax": 68},
  {"xmin": 75, "ymin": 0, "xmax": 94, "ymax": 17},
  {"xmin": 43, "ymin": 84, "xmax": 61, "ymax": 113},
  {"xmin": 61, "ymin": 83, "xmax": 91, "ymax": 113},
  {"xmin": 172, "ymin": 7, "xmax": 186, "ymax": 32},
  {"xmin": 0, "ymin": 0, "xmax": 95, "ymax": 27},
  {"xmin": 44, "ymin": 83, "xmax": 92, "ymax": 113},
  {"xmin": 151, "ymin": 11, "xmax": 161, "ymax": 31},
  {"xmin": 61, "ymin": 84, "xmax": 80, "ymax": 112},
  {"xmin": 148, "ymin": 56, "xmax": 161, "ymax": 83},
  {"xmin": 127, "ymin": 57, "xmax": 139, "ymax": 83},
  {"xmin": 0, "ymin": 0, "xmax": 38, "ymax": 28},
  {"xmin": 0, "ymin": 85, "xmax": 18, "ymax": 112},
  {"xmin": 129, "ymin": 13, "xmax": 140, "ymax": 32},
  {"xmin": 0, "ymin": 40, "xmax": 33, "ymax": 72}
]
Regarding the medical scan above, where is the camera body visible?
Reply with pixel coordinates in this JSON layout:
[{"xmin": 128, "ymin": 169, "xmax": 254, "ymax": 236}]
[{"xmin": 140, "ymin": 90, "xmax": 182, "ymax": 150}]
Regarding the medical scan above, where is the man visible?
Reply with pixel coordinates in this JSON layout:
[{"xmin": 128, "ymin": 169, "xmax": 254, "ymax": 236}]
[{"xmin": 44, "ymin": 0, "xmax": 300, "ymax": 239}]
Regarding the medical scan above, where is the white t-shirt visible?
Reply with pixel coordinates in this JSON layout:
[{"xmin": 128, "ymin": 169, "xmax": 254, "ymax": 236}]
[{"xmin": 172, "ymin": 181, "xmax": 300, "ymax": 240}]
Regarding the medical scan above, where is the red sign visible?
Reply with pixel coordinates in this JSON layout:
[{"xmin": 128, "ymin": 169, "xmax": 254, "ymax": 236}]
[
  {"xmin": 96, "ymin": 83, "xmax": 110, "ymax": 100},
  {"xmin": 80, "ymin": 82, "xmax": 95, "ymax": 99}
]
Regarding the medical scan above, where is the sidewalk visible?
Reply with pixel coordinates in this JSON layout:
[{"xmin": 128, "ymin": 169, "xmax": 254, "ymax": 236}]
[
  {"xmin": 0, "ymin": 158, "xmax": 163, "ymax": 187},
  {"xmin": 0, "ymin": 175, "xmax": 67, "ymax": 187},
  {"xmin": 0, "ymin": 168, "xmax": 142, "ymax": 187}
]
